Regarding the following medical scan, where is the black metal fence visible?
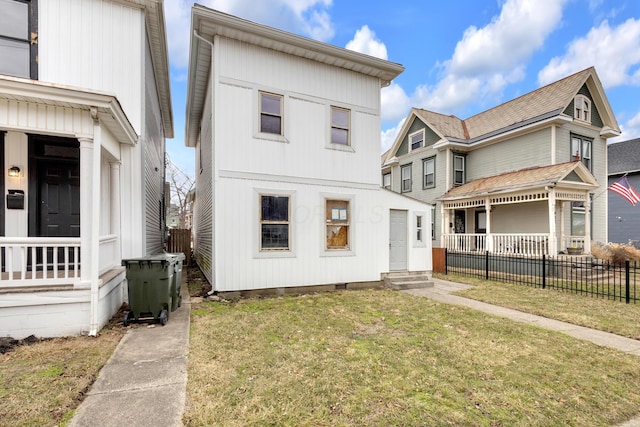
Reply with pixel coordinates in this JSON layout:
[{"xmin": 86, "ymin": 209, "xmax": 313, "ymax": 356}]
[{"xmin": 445, "ymin": 250, "xmax": 639, "ymax": 304}]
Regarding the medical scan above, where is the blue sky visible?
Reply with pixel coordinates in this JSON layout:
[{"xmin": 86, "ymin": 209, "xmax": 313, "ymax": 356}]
[{"xmin": 164, "ymin": 0, "xmax": 640, "ymax": 178}]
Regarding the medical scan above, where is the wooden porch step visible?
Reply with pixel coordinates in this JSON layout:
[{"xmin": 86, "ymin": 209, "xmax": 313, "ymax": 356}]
[{"xmin": 383, "ymin": 274, "xmax": 434, "ymax": 291}]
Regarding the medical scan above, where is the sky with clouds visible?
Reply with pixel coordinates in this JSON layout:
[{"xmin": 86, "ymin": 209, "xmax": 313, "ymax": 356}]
[{"xmin": 164, "ymin": 0, "xmax": 640, "ymax": 178}]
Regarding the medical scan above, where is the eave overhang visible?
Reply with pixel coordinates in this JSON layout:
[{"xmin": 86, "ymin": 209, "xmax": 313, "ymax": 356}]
[
  {"xmin": 115, "ymin": 0, "xmax": 174, "ymax": 138},
  {"xmin": 0, "ymin": 76, "xmax": 138, "ymax": 145},
  {"xmin": 185, "ymin": 4, "xmax": 405, "ymax": 148}
]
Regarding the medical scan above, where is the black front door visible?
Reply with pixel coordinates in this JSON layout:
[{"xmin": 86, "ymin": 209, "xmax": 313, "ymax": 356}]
[
  {"xmin": 38, "ymin": 160, "xmax": 80, "ymax": 237},
  {"xmin": 28, "ymin": 136, "xmax": 81, "ymax": 270}
]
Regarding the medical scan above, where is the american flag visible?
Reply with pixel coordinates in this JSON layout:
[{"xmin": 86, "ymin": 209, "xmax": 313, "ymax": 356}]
[{"xmin": 608, "ymin": 176, "xmax": 640, "ymax": 206}]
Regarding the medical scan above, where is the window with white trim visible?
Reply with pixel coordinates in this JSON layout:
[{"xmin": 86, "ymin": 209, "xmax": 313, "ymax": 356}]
[
  {"xmin": 260, "ymin": 195, "xmax": 290, "ymax": 250},
  {"xmin": 260, "ymin": 92, "xmax": 283, "ymax": 134},
  {"xmin": 331, "ymin": 106, "xmax": 350, "ymax": 145},
  {"xmin": 382, "ymin": 172, "xmax": 391, "ymax": 189},
  {"xmin": 453, "ymin": 154, "xmax": 465, "ymax": 185},
  {"xmin": 409, "ymin": 129, "xmax": 424, "ymax": 151},
  {"xmin": 401, "ymin": 164, "xmax": 412, "ymax": 193},
  {"xmin": 574, "ymin": 95, "xmax": 591, "ymax": 123},
  {"xmin": 0, "ymin": 0, "xmax": 36, "ymax": 79},
  {"xmin": 423, "ymin": 157, "xmax": 435, "ymax": 188},
  {"xmin": 571, "ymin": 135, "xmax": 592, "ymax": 170},
  {"xmin": 325, "ymin": 199, "xmax": 349, "ymax": 250},
  {"xmin": 416, "ymin": 215, "xmax": 424, "ymax": 243}
]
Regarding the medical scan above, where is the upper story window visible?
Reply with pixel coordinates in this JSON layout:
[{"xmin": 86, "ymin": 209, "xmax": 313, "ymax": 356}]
[
  {"xmin": 331, "ymin": 106, "xmax": 350, "ymax": 145},
  {"xmin": 382, "ymin": 173, "xmax": 391, "ymax": 190},
  {"xmin": 0, "ymin": 0, "xmax": 36, "ymax": 80},
  {"xmin": 574, "ymin": 95, "xmax": 591, "ymax": 123},
  {"xmin": 401, "ymin": 164, "xmax": 412, "ymax": 193},
  {"xmin": 409, "ymin": 129, "xmax": 425, "ymax": 151},
  {"xmin": 453, "ymin": 154, "xmax": 465, "ymax": 186},
  {"xmin": 571, "ymin": 135, "xmax": 592, "ymax": 170},
  {"xmin": 260, "ymin": 92, "xmax": 283, "ymax": 135},
  {"xmin": 423, "ymin": 157, "xmax": 435, "ymax": 188}
]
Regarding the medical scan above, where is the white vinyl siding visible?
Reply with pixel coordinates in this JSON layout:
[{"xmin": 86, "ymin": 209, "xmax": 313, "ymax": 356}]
[
  {"xmin": 194, "ymin": 78, "xmax": 214, "ymax": 284},
  {"xmin": 143, "ymin": 39, "xmax": 165, "ymax": 254},
  {"xmin": 39, "ymin": 0, "xmax": 144, "ymax": 132}
]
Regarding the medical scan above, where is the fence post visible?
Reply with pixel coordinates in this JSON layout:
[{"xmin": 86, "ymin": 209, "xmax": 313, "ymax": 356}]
[
  {"xmin": 542, "ymin": 253, "xmax": 546, "ymax": 289},
  {"xmin": 485, "ymin": 251, "xmax": 489, "ymax": 281},
  {"xmin": 444, "ymin": 248, "xmax": 448, "ymax": 275},
  {"xmin": 626, "ymin": 260, "xmax": 630, "ymax": 304}
]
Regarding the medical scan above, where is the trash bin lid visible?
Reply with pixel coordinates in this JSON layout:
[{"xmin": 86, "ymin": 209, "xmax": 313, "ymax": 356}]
[
  {"xmin": 166, "ymin": 252, "xmax": 186, "ymax": 262},
  {"xmin": 122, "ymin": 253, "xmax": 175, "ymax": 267}
]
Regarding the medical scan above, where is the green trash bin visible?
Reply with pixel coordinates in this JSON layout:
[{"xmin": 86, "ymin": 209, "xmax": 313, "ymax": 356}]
[
  {"xmin": 167, "ymin": 252, "xmax": 186, "ymax": 312},
  {"xmin": 122, "ymin": 254, "xmax": 175, "ymax": 326}
]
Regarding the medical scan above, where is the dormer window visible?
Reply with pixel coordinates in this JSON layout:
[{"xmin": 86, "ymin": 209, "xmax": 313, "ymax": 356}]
[
  {"xmin": 574, "ymin": 95, "xmax": 591, "ymax": 123},
  {"xmin": 409, "ymin": 129, "xmax": 424, "ymax": 151}
]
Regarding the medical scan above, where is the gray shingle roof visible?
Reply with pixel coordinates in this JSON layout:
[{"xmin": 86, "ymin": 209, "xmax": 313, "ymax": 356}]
[
  {"xmin": 439, "ymin": 161, "xmax": 594, "ymax": 199},
  {"xmin": 415, "ymin": 67, "xmax": 594, "ymax": 141},
  {"xmin": 608, "ymin": 138, "xmax": 640, "ymax": 175}
]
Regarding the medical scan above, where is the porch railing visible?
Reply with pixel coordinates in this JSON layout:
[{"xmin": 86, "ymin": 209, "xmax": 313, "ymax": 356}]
[
  {"xmin": 0, "ymin": 237, "xmax": 81, "ymax": 288},
  {"xmin": 443, "ymin": 233, "xmax": 550, "ymax": 256},
  {"xmin": 562, "ymin": 235, "xmax": 585, "ymax": 251},
  {"xmin": 492, "ymin": 233, "xmax": 549, "ymax": 256},
  {"xmin": 99, "ymin": 234, "xmax": 119, "ymax": 275}
]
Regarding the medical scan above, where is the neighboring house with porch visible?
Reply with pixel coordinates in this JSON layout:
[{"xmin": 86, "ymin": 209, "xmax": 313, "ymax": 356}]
[
  {"xmin": 186, "ymin": 6, "xmax": 431, "ymax": 294},
  {"xmin": 382, "ymin": 67, "xmax": 620, "ymax": 256},
  {"xmin": 0, "ymin": 0, "xmax": 173, "ymax": 338},
  {"xmin": 608, "ymin": 138, "xmax": 640, "ymax": 245}
]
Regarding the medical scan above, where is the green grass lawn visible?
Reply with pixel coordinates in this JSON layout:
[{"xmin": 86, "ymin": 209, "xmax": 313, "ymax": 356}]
[
  {"xmin": 185, "ymin": 287, "xmax": 640, "ymax": 426},
  {"xmin": 440, "ymin": 273, "xmax": 640, "ymax": 340}
]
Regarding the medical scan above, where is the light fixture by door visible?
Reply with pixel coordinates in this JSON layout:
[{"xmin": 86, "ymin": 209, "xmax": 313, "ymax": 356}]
[{"xmin": 8, "ymin": 166, "xmax": 20, "ymax": 177}]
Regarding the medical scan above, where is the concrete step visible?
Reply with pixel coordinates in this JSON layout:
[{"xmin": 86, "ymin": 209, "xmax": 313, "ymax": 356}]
[{"xmin": 383, "ymin": 275, "xmax": 434, "ymax": 290}]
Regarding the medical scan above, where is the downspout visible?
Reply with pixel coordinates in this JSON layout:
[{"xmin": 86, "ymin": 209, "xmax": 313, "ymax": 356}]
[{"xmin": 193, "ymin": 30, "xmax": 218, "ymax": 296}]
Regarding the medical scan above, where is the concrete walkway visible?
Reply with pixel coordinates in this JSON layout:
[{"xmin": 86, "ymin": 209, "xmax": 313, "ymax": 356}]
[
  {"xmin": 406, "ymin": 277, "xmax": 640, "ymax": 427},
  {"xmin": 68, "ymin": 276, "xmax": 190, "ymax": 427}
]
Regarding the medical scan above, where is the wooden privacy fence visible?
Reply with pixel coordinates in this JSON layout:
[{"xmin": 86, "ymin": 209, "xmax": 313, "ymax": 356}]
[
  {"xmin": 432, "ymin": 247, "xmax": 446, "ymax": 273},
  {"xmin": 167, "ymin": 229, "xmax": 192, "ymax": 265}
]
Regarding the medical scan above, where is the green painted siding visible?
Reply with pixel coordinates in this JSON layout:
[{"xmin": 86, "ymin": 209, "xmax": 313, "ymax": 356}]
[
  {"xmin": 396, "ymin": 117, "xmax": 431, "ymax": 156},
  {"xmin": 563, "ymin": 84, "xmax": 604, "ymax": 128}
]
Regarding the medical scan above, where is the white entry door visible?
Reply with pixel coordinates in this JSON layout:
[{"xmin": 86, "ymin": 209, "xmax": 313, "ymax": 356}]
[{"xmin": 389, "ymin": 210, "xmax": 407, "ymax": 271}]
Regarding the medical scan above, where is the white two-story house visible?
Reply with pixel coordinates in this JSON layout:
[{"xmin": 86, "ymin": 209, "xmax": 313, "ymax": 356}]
[
  {"xmin": 186, "ymin": 6, "xmax": 431, "ymax": 294},
  {"xmin": 382, "ymin": 67, "xmax": 620, "ymax": 256},
  {"xmin": 0, "ymin": 0, "xmax": 173, "ymax": 338}
]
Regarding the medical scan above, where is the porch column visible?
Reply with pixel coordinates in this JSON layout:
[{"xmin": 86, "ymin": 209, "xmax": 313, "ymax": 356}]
[
  {"xmin": 584, "ymin": 193, "xmax": 592, "ymax": 253},
  {"xmin": 547, "ymin": 188, "xmax": 558, "ymax": 256},
  {"xmin": 559, "ymin": 201, "xmax": 565, "ymax": 252},
  {"xmin": 79, "ymin": 113, "xmax": 102, "ymax": 336},
  {"xmin": 485, "ymin": 198, "xmax": 493, "ymax": 252},
  {"xmin": 110, "ymin": 161, "xmax": 122, "ymax": 261},
  {"xmin": 440, "ymin": 203, "xmax": 447, "ymax": 248}
]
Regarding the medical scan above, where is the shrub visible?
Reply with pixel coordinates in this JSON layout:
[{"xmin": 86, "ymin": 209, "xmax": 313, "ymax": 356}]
[{"xmin": 591, "ymin": 242, "xmax": 640, "ymax": 265}]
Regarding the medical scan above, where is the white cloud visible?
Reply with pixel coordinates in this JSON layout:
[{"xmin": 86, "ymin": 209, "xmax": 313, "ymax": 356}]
[
  {"xmin": 381, "ymin": 82, "xmax": 410, "ymax": 122},
  {"xmin": 411, "ymin": 0, "xmax": 566, "ymax": 114},
  {"xmin": 164, "ymin": 0, "xmax": 335, "ymax": 70},
  {"xmin": 345, "ymin": 25, "xmax": 388, "ymax": 60},
  {"xmin": 380, "ymin": 118, "xmax": 406, "ymax": 153},
  {"xmin": 538, "ymin": 18, "xmax": 640, "ymax": 88},
  {"xmin": 610, "ymin": 111, "xmax": 640, "ymax": 143}
]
